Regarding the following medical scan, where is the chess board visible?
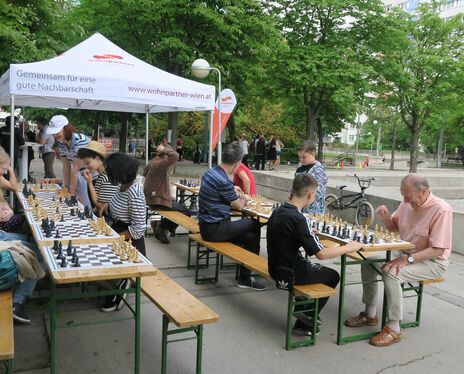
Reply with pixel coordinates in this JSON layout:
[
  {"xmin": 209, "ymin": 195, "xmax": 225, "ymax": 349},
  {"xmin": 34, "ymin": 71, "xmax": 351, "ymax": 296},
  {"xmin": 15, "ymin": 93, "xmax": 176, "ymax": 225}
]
[
  {"xmin": 18, "ymin": 182, "xmax": 61, "ymax": 193},
  {"xmin": 305, "ymin": 215, "xmax": 415, "ymax": 251},
  {"xmin": 174, "ymin": 181, "xmax": 200, "ymax": 194},
  {"xmin": 42, "ymin": 243, "xmax": 152, "ymax": 272},
  {"xmin": 30, "ymin": 217, "xmax": 120, "ymax": 245},
  {"xmin": 17, "ymin": 190, "xmax": 84, "ymax": 211},
  {"xmin": 25, "ymin": 210, "xmax": 95, "ymax": 226}
]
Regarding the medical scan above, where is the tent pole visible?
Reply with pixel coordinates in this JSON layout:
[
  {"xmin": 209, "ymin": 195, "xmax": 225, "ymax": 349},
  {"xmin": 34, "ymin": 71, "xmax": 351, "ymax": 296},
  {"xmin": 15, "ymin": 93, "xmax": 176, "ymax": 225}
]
[
  {"xmin": 208, "ymin": 111, "xmax": 213, "ymax": 168},
  {"xmin": 9, "ymin": 95, "xmax": 15, "ymax": 205},
  {"xmin": 145, "ymin": 106, "xmax": 149, "ymax": 164}
]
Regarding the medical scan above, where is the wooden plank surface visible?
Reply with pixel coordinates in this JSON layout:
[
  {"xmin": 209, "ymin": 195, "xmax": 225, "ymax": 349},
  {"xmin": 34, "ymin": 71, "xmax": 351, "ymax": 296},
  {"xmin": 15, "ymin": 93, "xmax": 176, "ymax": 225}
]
[
  {"xmin": 0, "ymin": 290, "xmax": 14, "ymax": 360},
  {"xmin": 48, "ymin": 264, "xmax": 157, "ymax": 284},
  {"xmin": 421, "ymin": 277, "xmax": 445, "ymax": 285},
  {"xmin": 138, "ymin": 270, "xmax": 219, "ymax": 328},
  {"xmin": 172, "ymin": 183, "xmax": 200, "ymax": 194},
  {"xmin": 189, "ymin": 234, "xmax": 336, "ymax": 299},
  {"xmin": 158, "ymin": 211, "xmax": 199, "ymax": 233}
]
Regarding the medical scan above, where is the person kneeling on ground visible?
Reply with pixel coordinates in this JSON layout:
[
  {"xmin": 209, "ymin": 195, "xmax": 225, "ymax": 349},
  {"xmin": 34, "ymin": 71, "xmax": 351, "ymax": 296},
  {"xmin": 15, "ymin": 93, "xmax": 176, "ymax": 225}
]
[
  {"xmin": 198, "ymin": 143, "xmax": 266, "ymax": 290},
  {"xmin": 143, "ymin": 142, "xmax": 192, "ymax": 244},
  {"xmin": 267, "ymin": 173, "xmax": 363, "ymax": 336}
]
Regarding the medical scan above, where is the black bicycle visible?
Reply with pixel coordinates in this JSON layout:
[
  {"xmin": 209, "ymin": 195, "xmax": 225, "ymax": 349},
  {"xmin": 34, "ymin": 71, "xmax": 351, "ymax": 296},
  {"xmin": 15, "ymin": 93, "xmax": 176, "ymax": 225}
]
[{"xmin": 325, "ymin": 174, "xmax": 376, "ymax": 226}]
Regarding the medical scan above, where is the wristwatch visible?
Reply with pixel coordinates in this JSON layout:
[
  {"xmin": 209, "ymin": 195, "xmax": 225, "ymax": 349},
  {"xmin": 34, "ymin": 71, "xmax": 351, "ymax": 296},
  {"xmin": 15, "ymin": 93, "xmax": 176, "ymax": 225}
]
[{"xmin": 407, "ymin": 255, "xmax": 414, "ymax": 265}]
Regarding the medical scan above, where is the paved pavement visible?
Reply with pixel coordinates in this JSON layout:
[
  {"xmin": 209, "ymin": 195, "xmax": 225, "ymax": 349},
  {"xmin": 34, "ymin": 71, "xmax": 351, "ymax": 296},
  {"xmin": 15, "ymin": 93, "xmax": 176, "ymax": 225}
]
[{"xmin": 13, "ymin": 157, "xmax": 464, "ymax": 374}]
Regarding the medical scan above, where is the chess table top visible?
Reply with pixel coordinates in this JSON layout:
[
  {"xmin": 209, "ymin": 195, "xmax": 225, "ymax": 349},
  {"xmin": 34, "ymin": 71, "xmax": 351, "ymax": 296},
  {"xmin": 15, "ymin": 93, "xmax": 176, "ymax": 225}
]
[{"xmin": 172, "ymin": 182, "xmax": 200, "ymax": 194}]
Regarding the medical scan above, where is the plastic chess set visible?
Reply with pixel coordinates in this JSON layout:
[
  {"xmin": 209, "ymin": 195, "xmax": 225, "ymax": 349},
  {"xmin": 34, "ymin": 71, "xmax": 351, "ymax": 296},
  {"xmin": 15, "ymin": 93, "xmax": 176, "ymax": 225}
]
[
  {"xmin": 306, "ymin": 213, "xmax": 414, "ymax": 250},
  {"xmin": 17, "ymin": 185, "xmax": 83, "ymax": 211},
  {"xmin": 29, "ymin": 215, "xmax": 120, "ymax": 245},
  {"xmin": 177, "ymin": 178, "xmax": 200, "ymax": 190},
  {"xmin": 42, "ymin": 236, "xmax": 152, "ymax": 272},
  {"xmin": 242, "ymin": 194, "xmax": 282, "ymax": 218}
]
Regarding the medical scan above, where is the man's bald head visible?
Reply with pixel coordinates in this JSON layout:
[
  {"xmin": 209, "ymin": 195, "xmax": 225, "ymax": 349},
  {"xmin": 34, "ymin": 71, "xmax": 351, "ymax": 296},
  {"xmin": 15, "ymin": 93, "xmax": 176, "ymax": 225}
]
[{"xmin": 401, "ymin": 174, "xmax": 429, "ymax": 191}]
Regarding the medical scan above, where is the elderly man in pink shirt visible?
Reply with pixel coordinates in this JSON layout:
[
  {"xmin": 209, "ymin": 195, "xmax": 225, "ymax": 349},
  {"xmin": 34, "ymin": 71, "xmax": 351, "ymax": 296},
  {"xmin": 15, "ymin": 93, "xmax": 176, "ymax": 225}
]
[{"xmin": 345, "ymin": 174, "xmax": 452, "ymax": 347}]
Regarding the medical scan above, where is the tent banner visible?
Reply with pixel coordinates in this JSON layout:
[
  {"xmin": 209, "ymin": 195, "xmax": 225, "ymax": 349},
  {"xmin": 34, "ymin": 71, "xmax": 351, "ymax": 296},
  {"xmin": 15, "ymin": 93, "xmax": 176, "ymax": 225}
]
[{"xmin": 212, "ymin": 88, "xmax": 236, "ymax": 151}]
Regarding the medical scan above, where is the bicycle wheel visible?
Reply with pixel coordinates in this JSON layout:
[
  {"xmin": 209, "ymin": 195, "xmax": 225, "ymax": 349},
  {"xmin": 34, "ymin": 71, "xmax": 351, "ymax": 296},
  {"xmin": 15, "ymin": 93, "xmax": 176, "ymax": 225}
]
[
  {"xmin": 325, "ymin": 194, "xmax": 338, "ymax": 213},
  {"xmin": 355, "ymin": 200, "xmax": 374, "ymax": 226}
]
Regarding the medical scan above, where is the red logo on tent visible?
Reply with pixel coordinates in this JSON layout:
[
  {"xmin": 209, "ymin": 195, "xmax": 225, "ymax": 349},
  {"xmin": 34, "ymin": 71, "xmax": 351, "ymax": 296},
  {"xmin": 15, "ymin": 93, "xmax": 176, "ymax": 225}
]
[{"xmin": 92, "ymin": 54, "xmax": 124, "ymax": 60}]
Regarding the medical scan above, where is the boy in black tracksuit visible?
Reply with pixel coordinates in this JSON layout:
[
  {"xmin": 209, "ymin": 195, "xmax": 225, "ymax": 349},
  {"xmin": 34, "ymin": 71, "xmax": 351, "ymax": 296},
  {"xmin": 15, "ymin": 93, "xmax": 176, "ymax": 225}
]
[{"xmin": 267, "ymin": 173, "xmax": 362, "ymax": 335}]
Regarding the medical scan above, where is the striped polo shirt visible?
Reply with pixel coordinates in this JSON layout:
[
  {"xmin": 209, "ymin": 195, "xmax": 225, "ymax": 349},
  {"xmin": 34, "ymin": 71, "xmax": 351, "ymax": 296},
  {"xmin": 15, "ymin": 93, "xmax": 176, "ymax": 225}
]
[
  {"xmin": 94, "ymin": 172, "xmax": 119, "ymax": 204},
  {"xmin": 59, "ymin": 133, "xmax": 90, "ymax": 162},
  {"xmin": 109, "ymin": 182, "xmax": 146, "ymax": 239},
  {"xmin": 198, "ymin": 166, "xmax": 238, "ymax": 224}
]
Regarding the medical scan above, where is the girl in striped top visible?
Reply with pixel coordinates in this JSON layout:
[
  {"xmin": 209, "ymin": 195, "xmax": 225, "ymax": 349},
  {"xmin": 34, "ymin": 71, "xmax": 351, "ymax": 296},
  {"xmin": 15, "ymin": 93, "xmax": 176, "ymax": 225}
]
[
  {"xmin": 77, "ymin": 141, "xmax": 119, "ymax": 216},
  {"xmin": 104, "ymin": 153, "xmax": 146, "ymax": 255}
]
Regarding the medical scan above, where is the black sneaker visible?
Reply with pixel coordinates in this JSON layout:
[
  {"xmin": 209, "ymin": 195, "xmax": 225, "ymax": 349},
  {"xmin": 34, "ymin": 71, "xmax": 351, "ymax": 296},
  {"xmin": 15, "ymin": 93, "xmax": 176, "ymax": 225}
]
[
  {"xmin": 293, "ymin": 319, "xmax": 320, "ymax": 336},
  {"xmin": 237, "ymin": 276, "xmax": 267, "ymax": 291},
  {"xmin": 13, "ymin": 303, "xmax": 31, "ymax": 324},
  {"xmin": 155, "ymin": 227, "xmax": 170, "ymax": 244},
  {"xmin": 293, "ymin": 312, "xmax": 322, "ymax": 327},
  {"xmin": 100, "ymin": 279, "xmax": 131, "ymax": 312},
  {"xmin": 168, "ymin": 228, "xmax": 176, "ymax": 237}
]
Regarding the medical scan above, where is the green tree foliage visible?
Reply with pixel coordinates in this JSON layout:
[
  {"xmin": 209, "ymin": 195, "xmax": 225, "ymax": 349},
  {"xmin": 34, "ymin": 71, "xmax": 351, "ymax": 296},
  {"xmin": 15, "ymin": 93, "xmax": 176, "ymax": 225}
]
[
  {"xmin": 265, "ymin": 0, "xmax": 385, "ymax": 150},
  {"xmin": 377, "ymin": 2, "xmax": 464, "ymax": 172},
  {"xmin": 67, "ymin": 0, "xmax": 280, "ymax": 144},
  {"xmin": 0, "ymin": 0, "xmax": 73, "ymax": 73}
]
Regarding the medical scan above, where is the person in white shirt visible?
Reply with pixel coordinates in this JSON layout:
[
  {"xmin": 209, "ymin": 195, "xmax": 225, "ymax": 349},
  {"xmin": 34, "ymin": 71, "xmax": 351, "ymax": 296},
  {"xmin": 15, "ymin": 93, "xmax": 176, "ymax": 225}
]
[{"xmin": 239, "ymin": 134, "xmax": 249, "ymax": 167}]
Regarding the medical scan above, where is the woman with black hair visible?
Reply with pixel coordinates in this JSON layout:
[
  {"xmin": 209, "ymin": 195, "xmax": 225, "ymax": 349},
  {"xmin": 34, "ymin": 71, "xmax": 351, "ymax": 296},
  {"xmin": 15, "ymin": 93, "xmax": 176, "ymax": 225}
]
[
  {"xmin": 105, "ymin": 153, "xmax": 146, "ymax": 255},
  {"xmin": 98, "ymin": 153, "xmax": 146, "ymax": 313}
]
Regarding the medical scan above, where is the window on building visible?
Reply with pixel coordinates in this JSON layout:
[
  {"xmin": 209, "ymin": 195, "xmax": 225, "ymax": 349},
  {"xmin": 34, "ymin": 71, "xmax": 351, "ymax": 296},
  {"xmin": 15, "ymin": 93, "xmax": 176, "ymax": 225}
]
[{"xmin": 349, "ymin": 135, "xmax": 355, "ymax": 142}]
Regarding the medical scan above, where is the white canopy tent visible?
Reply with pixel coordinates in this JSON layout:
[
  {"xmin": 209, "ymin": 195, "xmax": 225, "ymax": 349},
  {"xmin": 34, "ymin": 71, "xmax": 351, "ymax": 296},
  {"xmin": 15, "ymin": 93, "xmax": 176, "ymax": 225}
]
[{"xmin": 0, "ymin": 32, "xmax": 216, "ymax": 169}]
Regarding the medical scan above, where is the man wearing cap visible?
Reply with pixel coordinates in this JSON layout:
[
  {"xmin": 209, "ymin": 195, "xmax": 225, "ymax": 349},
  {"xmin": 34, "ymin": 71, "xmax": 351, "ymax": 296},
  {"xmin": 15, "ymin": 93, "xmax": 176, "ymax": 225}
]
[
  {"xmin": 37, "ymin": 117, "xmax": 56, "ymax": 178},
  {"xmin": 45, "ymin": 115, "xmax": 90, "ymax": 199},
  {"xmin": 0, "ymin": 116, "xmax": 25, "ymax": 171}
]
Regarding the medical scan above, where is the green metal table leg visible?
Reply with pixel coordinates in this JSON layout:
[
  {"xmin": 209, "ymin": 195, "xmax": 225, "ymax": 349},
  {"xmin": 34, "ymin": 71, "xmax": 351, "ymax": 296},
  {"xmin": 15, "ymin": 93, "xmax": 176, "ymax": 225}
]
[
  {"xmin": 195, "ymin": 325, "xmax": 203, "ymax": 374},
  {"xmin": 381, "ymin": 251, "xmax": 392, "ymax": 328},
  {"xmin": 134, "ymin": 278, "xmax": 141, "ymax": 374},
  {"xmin": 337, "ymin": 254, "xmax": 347, "ymax": 345},
  {"xmin": 415, "ymin": 282, "xmax": 424, "ymax": 327},
  {"xmin": 285, "ymin": 291, "xmax": 293, "ymax": 350},
  {"xmin": 50, "ymin": 280, "xmax": 57, "ymax": 374},
  {"xmin": 161, "ymin": 315, "xmax": 169, "ymax": 374},
  {"xmin": 7, "ymin": 359, "xmax": 13, "ymax": 374}
]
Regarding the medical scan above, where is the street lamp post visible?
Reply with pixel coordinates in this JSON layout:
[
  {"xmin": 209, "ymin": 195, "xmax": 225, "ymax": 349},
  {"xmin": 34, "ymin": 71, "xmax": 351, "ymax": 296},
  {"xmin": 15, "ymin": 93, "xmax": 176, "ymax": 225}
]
[
  {"xmin": 373, "ymin": 119, "xmax": 381, "ymax": 157},
  {"xmin": 191, "ymin": 59, "xmax": 222, "ymax": 167}
]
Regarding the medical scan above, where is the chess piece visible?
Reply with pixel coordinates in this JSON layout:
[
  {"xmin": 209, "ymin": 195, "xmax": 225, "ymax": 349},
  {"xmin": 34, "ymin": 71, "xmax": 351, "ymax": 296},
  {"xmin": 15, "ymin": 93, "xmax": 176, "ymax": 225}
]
[
  {"xmin": 67, "ymin": 241, "xmax": 73, "ymax": 256},
  {"xmin": 53, "ymin": 240, "xmax": 59, "ymax": 252},
  {"xmin": 60, "ymin": 256, "xmax": 67, "ymax": 268},
  {"xmin": 70, "ymin": 208, "xmax": 75, "ymax": 216},
  {"xmin": 56, "ymin": 248, "xmax": 64, "ymax": 260},
  {"xmin": 55, "ymin": 229, "xmax": 61, "ymax": 238},
  {"xmin": 72, "ymin": 255, "xmax": 81, "ymax": 267},
  {"xmin": 71, "ymin": 247, "xmax": 77, "ymax": 263}
]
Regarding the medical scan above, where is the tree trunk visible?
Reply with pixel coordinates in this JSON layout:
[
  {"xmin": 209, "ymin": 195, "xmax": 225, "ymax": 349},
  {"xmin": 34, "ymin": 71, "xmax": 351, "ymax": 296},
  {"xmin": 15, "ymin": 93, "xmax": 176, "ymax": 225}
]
[
  {"xmin": 409, "ymin": 124, "xmax": 420, "ymax": 173},
  {"xmin": 306, "ymin": 105, "xmax": 317, "ymax": 142},
  {"xmin": 316, "ymin": 117, "xmax": 324, "ymax": 161},
  {"xmin": 168, "ymin": 112, "xmax": 178, "ymax": 147},
  {"xmin": 119, "ymin": 112, "xmax": 129, "ymax": 152},
  {"xmin": 389, "ymin": 121, "xmax": 397, "ymax": 170}
]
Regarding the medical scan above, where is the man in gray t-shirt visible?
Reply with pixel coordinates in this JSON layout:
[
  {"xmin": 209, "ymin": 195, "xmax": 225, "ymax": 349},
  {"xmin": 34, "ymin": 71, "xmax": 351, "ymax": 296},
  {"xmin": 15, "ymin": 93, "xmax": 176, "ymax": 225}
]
[{"xmin": 37, "ymin": 117, "xmax": 55, "ymax": 178}]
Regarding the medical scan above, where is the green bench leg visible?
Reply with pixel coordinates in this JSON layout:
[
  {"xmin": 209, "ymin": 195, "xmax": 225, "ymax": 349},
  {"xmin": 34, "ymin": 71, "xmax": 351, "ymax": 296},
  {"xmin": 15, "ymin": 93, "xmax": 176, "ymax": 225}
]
[
  {"xmin": 194, "ymin": 243, "xmax": 219, "ymax": 284},
  {"xmin": 400, "ymin": 281, "xmax": 424, "ymax": 329},
  {"xmin": 161, "ymin": 315, "xmax": 204, "ymax": 374},
  {"xmin": 2, "ymin": 359, "xmax": 13, "ymax": 374},
  {"xmin": 285, "ymin": 292, "xmax": 318, "ymax": 350}
]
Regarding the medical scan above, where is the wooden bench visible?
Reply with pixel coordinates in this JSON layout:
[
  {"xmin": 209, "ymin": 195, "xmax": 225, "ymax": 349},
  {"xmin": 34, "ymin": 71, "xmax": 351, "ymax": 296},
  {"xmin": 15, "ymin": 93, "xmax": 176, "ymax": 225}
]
[
  {"xmin": 0, "ymin": 290, "xmax": 14, "ymax": 374},
  {"xmin": 134, "ymin": 269, "xmax": 219, "ymax": 374},
  {"xmin": 189, "ymin": 233, "xmax": 336, "ymax": 350},
  {"xmin": 402, "ymin": 277, "xmax": 445, "ymax": 328},
  {"xmin": 157, "ymin": 211, "xmax": 200, "ymax": 269}
]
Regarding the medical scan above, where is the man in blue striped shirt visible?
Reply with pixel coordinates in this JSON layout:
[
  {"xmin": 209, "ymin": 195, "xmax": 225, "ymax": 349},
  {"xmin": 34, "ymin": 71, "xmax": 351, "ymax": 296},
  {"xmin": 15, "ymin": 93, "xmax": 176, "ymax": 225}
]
[{"xmin": 198, "ymin": 143, "xmax": 266, "ymax": 290}]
